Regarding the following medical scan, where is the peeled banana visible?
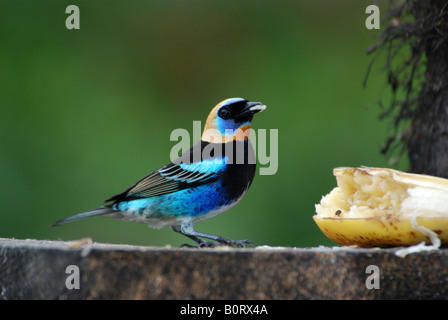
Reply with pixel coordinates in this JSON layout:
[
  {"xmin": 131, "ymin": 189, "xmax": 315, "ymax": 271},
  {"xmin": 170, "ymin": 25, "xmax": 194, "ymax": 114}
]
[{"xmin": 314, "ymin": 167, "xmax": 448, "ymax": 248}]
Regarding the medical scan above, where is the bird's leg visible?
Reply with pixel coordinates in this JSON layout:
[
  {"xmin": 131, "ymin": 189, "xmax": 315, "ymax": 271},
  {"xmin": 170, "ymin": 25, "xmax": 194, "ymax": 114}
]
[
  {"xmin": 172, "ymin": 222, "xmax": 254, "ymax": 248},
  {"xmin": 171, "ymin": 225, "xmax": 206, "ymax": 247},
  {"xmin": 171, "ymin": 225, "xmax": 211, "ymax": 247}
]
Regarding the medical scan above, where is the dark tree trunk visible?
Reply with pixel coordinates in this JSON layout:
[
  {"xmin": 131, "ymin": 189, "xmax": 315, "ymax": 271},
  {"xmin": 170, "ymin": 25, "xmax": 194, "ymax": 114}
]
[
  {"xmin": 407, "ymin": 0, "xmax": 448, "ymax": 177},
  {"xmin": 368, "ymin": 0, "xmax": 448, "ymax": 178}
]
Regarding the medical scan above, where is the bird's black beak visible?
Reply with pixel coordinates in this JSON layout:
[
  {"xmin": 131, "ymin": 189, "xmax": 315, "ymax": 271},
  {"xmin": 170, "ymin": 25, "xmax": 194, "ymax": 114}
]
[{"xmin": 236, "ymin": 101, "xmax": 266, "ymax": 121}]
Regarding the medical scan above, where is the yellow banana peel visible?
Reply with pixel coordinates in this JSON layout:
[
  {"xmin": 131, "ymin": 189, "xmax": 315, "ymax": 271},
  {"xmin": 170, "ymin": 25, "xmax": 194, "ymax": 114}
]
[{"xmin": 314, "ymin": 167, "xmax": 448, "ymax": 248}]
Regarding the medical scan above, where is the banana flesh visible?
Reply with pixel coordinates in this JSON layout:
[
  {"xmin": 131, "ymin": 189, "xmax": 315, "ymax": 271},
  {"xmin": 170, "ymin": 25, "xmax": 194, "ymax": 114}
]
[{"xmin": 314, "ymin": 167, "xmax": 448, "ymax": 247}]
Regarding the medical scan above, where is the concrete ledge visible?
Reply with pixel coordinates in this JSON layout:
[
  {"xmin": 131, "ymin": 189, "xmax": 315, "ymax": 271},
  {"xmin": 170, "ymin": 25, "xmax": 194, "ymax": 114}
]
[{"xmin": 1, "ymin": 238, "xmax": 447, "ymax": 299}]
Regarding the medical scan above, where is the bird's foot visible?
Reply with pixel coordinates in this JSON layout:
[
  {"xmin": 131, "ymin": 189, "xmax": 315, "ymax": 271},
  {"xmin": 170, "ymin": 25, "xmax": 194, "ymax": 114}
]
[
  {"xmin": 174, "ymin": 222, "xmax": 255, "ymax": 249},
  {"xmin": 180, "ymin": 241, "xmax": 217, "ymax": 248},
  {"xmin": 181, "ymin": 241, "xmax": 222, "ymax": 248},
  {"xmin": 224, "ymin": 239, "xmax": 255, "ymax": 248},
  {"xmin": 181, "ymin": 239, "xmax": 254, "ymax": 249}
]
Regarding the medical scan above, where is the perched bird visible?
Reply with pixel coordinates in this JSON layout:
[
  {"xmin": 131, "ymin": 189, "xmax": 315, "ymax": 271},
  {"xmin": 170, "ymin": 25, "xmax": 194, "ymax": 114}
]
[{"xmin": 51, "ymin": 98, "xmax": 266, "ymax": 248}]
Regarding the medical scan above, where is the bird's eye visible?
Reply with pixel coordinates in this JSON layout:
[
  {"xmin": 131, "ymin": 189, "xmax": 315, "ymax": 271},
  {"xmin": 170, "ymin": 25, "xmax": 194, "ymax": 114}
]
[{"xmin": 218, "ymin": 107, "xmax": 232, "ymax": 120}]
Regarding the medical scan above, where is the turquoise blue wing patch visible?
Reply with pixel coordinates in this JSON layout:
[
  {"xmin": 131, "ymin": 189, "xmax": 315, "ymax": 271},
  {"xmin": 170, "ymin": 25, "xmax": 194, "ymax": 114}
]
[{"xmin": 117, "ymin": 158, "xmax": 228, "ymax": 199}]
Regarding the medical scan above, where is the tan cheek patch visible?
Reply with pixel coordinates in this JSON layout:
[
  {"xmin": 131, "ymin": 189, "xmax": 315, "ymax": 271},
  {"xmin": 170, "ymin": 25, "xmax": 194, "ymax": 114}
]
[{"xmin": 203, "ymin": 102, "xmax": 225, "ymax": 133}]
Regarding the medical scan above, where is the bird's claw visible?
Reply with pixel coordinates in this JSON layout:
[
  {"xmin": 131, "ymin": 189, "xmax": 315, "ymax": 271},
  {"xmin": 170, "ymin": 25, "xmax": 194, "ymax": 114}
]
[
  {"xmin": 181, "ymin": 239, "xmax": 254, "ymax": 249},
  {"xmin": 181, "ymin": 241, "xmax": 218, "ymax": 248},
  {"xmin": 233, "ymin": 239, "xmax": 255, "ymax": 248},
  {"xmin": 198, "ymin": 241, "xmax": 219, "ymax": 248},
  {"xmin": 180, "ymin": 243, "xmax": 197, "ymax": 248}
]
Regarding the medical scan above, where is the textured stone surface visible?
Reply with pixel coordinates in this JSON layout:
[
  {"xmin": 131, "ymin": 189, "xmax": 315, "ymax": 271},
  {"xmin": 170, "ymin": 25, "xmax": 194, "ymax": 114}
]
[{"xmin": 1, "ymin": 238, "xmax": 448, "ymax": 299}]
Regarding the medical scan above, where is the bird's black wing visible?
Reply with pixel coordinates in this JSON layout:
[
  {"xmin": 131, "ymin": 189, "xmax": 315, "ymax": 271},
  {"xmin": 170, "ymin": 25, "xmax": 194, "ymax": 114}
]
[{"xmin": 105, "ymin": 142, "xmax": 226, "ymax": 203}]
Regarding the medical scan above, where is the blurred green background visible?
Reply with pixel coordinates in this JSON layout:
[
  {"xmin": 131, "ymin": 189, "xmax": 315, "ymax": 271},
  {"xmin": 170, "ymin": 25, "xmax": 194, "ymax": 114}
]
[{"xmin": 1, "ymin": 1, "xmax": 405, "ymax": 247}]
